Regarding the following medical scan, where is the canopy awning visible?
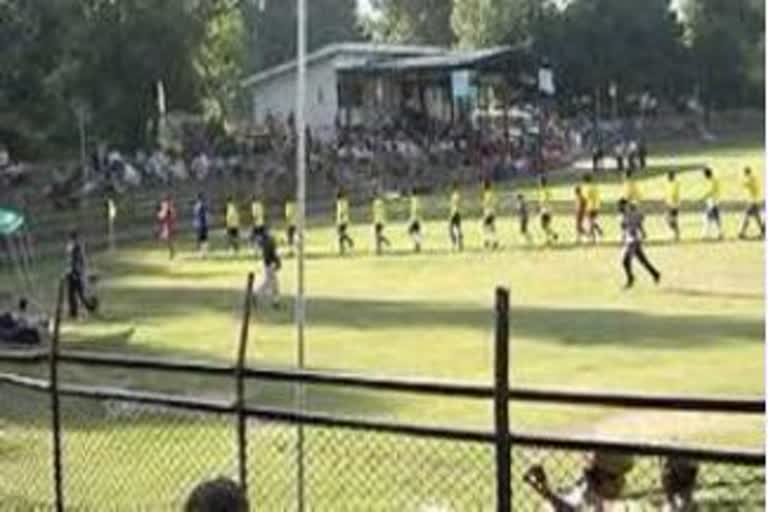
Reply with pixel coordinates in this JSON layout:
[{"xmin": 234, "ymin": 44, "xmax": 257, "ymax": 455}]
[{"xmin": 0, "ymin": 208, "xmax": 24, "ymax": 236}]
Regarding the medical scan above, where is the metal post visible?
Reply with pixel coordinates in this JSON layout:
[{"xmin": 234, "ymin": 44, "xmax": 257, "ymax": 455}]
[
  {"xmin": 50, "ymin": 278, "xmax": 66, "ymax": 512},
  {"xmin": 494, "ymin": 287, "xmax": 511, "ymax": 512},
  {"xmin": 235, "ymin": 273, "xmax": 255, "ymax": 495},
  {"xmin": 295, "ymin": 0, "xmax": 308, "ymax": 510}
]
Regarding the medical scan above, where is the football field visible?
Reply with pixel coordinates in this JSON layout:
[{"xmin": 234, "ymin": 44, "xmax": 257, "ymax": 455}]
[{"xmin": 53, "ymin": 137, "xmax": 765, "ymax": 448}]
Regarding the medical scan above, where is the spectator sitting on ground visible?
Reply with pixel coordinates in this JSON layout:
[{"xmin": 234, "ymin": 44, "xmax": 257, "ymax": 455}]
[
  {"xmin": 184, "ymin": 477, "xmax": 249, "ymax": 512},
  {"xmin": 523, "ymin": 450, "xmax": 635, "ymax": 511},
  {"xmin": 661, "ymin": 456, "xmax": 698, "ymax": 512},
  {"xmin": 0, "ymin": 298, "xmax": 45, "ymax": 346}
]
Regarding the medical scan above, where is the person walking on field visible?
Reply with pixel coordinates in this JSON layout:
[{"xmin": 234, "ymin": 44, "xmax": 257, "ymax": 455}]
[
  {"xmin": 335, "ymin": 189, "xmax": 355, "ymax": 255},
  {"xmin": 481, "ymin": 180, "xmax": 499, "ymax": 250},
  {"xmin": 665, "ymin": 171, "xmax": 681, "ymax": 242},
  {"xmin": 449, "ymin": 182, "xmax": 464, "ymax": 251},
  {"xmin": 285, "ymin": 199, "xmax": 297, "ymax": 255},
  {"xmin": 538, "ymin": 176, "xmax": 559, "ymax": 245},
  {"xmin": 738, "ymin": 166, "xmax": 765, "ymax": 239},
  {"xmin": 701, "ymin": 167, "xmax": 723, "ymax": 240},
  {"xmin": 65, "ymin": 231, "xmax": 98, "ymax": 319},
  {"xmin": 193, "ymin": 193, "xmax": 210, "ymax": 258},
  {"xmin": 408, "ymin": 189, "xmax": 424, "ymax": 253},
  {"xmin": 372, "ymin": 192, "xmax": 390, "ymax": 255},
  {"xmin": 225, "ymin": 196, "xmax": 241, "ymax": 255},
  {"xmin": 584, "ymin": 174, "xmax": 603, "ymax": 243},
  {"xmin": 253, "ymin": 230, "xmax": 282, "ymax": 311},
  {"xmin": 619, "ymin": 199, "xmax": 661, "ymax": 289},
  {"xmin": 157, "ymin": 194, "xmax": 177, "ymax": 260},
  {"xmin": 516, "ymin": 193, "xmax": 532, "ymax": 244},
  {"xmin": 574, "ymin": 185, "xmax": 588, "ymax": 243},
  {"xmin": 250, "ymin": 194, "xmax": 266, "ymax": 252}
]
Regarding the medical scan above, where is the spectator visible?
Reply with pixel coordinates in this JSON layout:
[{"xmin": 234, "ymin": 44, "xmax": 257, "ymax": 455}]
[
  {"xmin": 184, "ymin": 477, "xmax": 249, "ymax": 512},
  {"xmin": 523, "ymin": 451, "xmax": 635, "ymax": 511},
  {"xmin": 661, "ymin": 457, "xmax": 698, "ymax": 511}
]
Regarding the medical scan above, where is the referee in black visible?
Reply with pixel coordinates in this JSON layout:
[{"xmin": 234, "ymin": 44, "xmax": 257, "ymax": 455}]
[
  {"xmin": 65, "ymin": 230, "xmax": 97, "ymax": 318},
  {"xmin": 618, "ymin": 199, "xmax": 661, "ymax": 289}
]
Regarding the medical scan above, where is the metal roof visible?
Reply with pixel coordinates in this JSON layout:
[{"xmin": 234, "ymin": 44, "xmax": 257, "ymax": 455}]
[{"xmin": 242, "ymin": 42, "xmax": 446, "ymax": 88}]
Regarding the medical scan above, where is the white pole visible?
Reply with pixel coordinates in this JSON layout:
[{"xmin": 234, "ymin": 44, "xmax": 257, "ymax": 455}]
[{"xmin": 295, "ymin": 0, "xmax": 307, "ymax": 510}]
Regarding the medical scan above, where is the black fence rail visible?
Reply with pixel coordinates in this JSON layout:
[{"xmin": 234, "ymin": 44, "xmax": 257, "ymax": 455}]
[{"xmin": 0, "ymin": 281, "xmax": 764, "ymax": 511}]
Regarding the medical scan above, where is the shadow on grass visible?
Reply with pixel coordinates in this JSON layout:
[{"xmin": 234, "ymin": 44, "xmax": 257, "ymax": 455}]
[{"xmin": 81, "ymin": 281, "xmax": 764, "ymax": 350}]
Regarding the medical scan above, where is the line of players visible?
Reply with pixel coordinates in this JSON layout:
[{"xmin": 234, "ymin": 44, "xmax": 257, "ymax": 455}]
[{"xmin": 178, "ymin": 166, "xmax": 762, "ymax": 259}]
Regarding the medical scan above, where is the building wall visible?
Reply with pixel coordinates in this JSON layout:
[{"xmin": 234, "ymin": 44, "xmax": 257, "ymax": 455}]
[{"xmin": 251, "ymin": 58, "xmax": 339, "ymax": 141}]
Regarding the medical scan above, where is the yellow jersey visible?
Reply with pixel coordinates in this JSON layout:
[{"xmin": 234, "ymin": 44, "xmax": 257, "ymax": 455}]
[
  {"xmin": 586, "ymin": 184, "xmax": 600, "ymax": 212},
  {"xmin": 539, "ymin": 186, "xmax": 552, "ymax": 212},
  {"xmin": 704, "ymin": 177, "xmax": 721, "ymax": 203},
  {"xmin": 623, "ymin": 179, "xmax": 641, "ymax": 203},
  {"xmin": 225, "ymin": 202, "xmax": 240, "ymax": 229},
  {"xmin": 373, "ymin": 198, "xmax": 386, "ymax": 225},
  {"xmin": 482, "ymin": 190, "xmax": 496, "ymax": 217},
  {"xmin": 336, "ymin": 198, "xmax": 350, "ymax": 225},
  {"xmin": 251, "ymin": 201, "xmax": 264, "ymax": 227},
  {"xmin": 666, "ymin": 181, "xmax": 681, "ymax": 209},
  {"xmin": 285, "ymin": 202, "xmax": 296, "ymax": 225},
  {"xmin": 744, "ymin": 174, "xmax": 761, "ymax": 202},
  {"xmin": 450, "ymin": 191, "xmax": 461, "ymax": 217},
  {"xmin": 410, "ymin": 195, "xmax": 422, "ymax": 222}
]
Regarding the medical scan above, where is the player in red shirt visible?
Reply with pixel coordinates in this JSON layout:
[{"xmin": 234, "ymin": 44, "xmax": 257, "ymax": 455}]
[{"xmin": 157, "ymin": 194, "xmax": 177, "ymax": 260}]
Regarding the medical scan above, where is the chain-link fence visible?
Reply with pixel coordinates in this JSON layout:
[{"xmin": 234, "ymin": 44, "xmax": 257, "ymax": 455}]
[{"xmin": 0, "ymin": 360, "xmax": 764, "ymax": 511}]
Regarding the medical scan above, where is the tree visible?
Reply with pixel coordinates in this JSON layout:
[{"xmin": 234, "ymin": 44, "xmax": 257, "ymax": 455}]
[
  {"xmin": 683, "ymin": 0, "xmax": 765, "ymax": 109},
  {"xmin": 243, "ymin": 0, "xmax": 362, "ymax": 72},
  {"xmin": 533, "ymin": 0, "xmax": 689, "ymax": 112},
  {"xmin": 452, "ymin": 0, "xmax": 533, "ymax": 48},
  {"xmin": 364, "ymin": 0, "xmax": 454, "ymax": 45}
]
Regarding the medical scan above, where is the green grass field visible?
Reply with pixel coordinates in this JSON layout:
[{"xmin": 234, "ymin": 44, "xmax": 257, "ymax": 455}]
[{"xmin": 0, "ymin": 136, "xmax": 764, "ymax": 509}]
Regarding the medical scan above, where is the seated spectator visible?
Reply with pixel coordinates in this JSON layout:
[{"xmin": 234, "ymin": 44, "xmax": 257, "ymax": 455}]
[
  {"xmin": 661, "ymin": 456, "xmax": 698, "ymax": 511},
  {"xmin": 184, "ymin": 477, "xmax": 249, "ymax": 512},
  {"xmin": 524, "ymin": 451, "xmax": 635, "ymax": 511},
  {"xmin": 0, "ymin": 298, "xmax": 44, "ymax": 346}
]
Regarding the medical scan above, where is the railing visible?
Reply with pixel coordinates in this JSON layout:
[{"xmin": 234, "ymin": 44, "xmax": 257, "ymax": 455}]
[{"xmin": 0, "ymin": 280, "xmax": 763, "ymax": 510}]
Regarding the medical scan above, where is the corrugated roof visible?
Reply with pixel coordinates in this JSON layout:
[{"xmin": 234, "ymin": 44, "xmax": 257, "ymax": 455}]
[{"xmin": 242, "ymin": 42, "xmax": 446, "ymax": 88}]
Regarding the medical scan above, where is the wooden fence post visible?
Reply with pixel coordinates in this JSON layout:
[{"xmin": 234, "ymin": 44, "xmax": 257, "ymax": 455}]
[{"xmin": 50, "ymin": 278, "xmax": 66, "ymax": 512}]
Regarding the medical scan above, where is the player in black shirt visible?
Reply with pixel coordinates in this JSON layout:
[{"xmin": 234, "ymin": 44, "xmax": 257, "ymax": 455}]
[
  {"xmin": 65, "ymin": 231, "xmax": 98, "ymax": 318},
  {"xmin": 253, "ymin": 230, "xmax": 282, "ymax": 310}
]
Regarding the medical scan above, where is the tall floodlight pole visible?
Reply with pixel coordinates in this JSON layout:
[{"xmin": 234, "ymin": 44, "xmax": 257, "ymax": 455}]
[{"xmin": 295, "ymin": 0, "xmax": 307, "ymax": 510}]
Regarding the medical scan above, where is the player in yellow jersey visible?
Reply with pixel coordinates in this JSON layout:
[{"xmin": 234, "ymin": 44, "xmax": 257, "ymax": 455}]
[
  {"xmin": 449, "ymin": 182, "xmax": 464, "ymax": 251},
  {"xmin": 622, "ymin": 170, "xmax": 642, "ymax": 205},
  {"xmin": 250, "ymin": 195, "xmax": 266, "ymax": 251},
  {"xmin": 739, "ymin": 166, "xmax": 765, "ymax": 239},
  {"xmin": 285, "ymin": 199, "xmax": 297, "ymax": 253},
  {"xmin": 538, "ymin": 176, "xmax": 559, "ymax": 245},
  {"xmin": 336, "ymin": 189, "xmax": 355, "ymax": 255},
  {"xmin": 583, "ymin": 174, "xmax": 603, "ymax": 243},
  {"xmin": 665, "ymin": 171, "xmax": 681, "ymax": 241},
  {"xmin": 701, "ymin": 167, "xmax": 723, "ymax": 240},
  {"xmin": 225, "ymin": 196, "xmax": 240, "ymax": 255},
  {"xmin": 482, "ymin": 180, "xmax": 500, "ymax": 250},
  {"xmin": 372, "ymin": 192, "xmax": 390, "ymax": 254},
  {"xmin": 408, "ymin": 190, "xmax": 423, "ymax": 253}
]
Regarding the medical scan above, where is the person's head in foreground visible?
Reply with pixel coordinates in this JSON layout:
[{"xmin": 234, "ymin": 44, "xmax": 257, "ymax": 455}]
[
  {"xmin": 184, "ymin": 477, "xmax": 249, "ymax": 512},
  {"xmin": 617, "ymin": 198, "xmax": 629, "ymax": 215},
  {"xmin": 583, "ymin": 451, "xmax": 634, "ymax": 500},
  {"xmin": 661, "ymin": 456, "xmax": 698, "ymax": 509}
]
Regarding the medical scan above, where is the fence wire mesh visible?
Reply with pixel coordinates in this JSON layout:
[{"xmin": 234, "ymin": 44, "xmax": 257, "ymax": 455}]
[
  {"xmin": 0, "ymin": 374, "xmax": 765, "ymax": 511},
  {"xmin": 0, "ymin": 381, "xmax": 53, "ymax": 511},
  {"xmin": 59, "ymin": 396, "xmax": 236, "ymax": 511}
]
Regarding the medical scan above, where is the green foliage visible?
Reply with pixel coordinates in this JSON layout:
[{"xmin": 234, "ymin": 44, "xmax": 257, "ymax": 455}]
[
  {"xmin": 452, "ymin": 0, "xmax": 532, "ymax": 48},
  {"xmin": 364, "ymin": 0, "xmax": 454, "ymax": 45},
  {"xmin": 683, "ymin": 0, "xmax": 765, "ymax": 109},
  {"xmin": 243, "ymin": 0, "xmax": 362, "ymax": 73}
]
